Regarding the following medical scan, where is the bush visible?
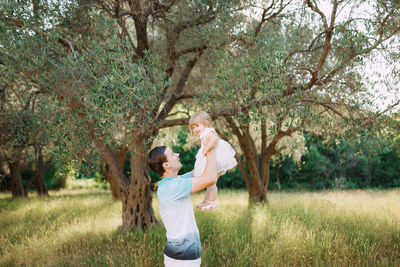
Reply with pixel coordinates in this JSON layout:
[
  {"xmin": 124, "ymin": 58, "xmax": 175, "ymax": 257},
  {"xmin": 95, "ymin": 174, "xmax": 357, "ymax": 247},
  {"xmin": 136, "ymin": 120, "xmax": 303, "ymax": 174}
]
[{"xmin": 268, "ymin": 134, "xmax": 400, "ymax": 190}]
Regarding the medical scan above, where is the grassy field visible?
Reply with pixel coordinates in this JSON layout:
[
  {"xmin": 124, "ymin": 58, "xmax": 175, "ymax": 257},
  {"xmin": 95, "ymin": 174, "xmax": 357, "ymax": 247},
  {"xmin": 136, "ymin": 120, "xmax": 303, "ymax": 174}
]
[{"xmin": 0, "ymin": 189, "xmax": 399, "ymax": 266}]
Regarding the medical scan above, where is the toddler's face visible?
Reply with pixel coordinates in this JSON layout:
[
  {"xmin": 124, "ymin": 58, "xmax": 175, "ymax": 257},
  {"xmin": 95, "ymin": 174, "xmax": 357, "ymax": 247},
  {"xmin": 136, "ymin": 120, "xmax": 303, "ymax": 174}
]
[{"xmin": 191, "ymin": 123, "xmax": 206, "ymax": 136}]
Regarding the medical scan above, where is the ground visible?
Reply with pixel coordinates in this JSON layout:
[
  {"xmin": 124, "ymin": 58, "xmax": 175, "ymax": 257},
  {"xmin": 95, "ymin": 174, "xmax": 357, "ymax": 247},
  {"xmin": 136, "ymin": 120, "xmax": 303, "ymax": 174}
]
[{"xmin": 1, "ymin": 188, "xmax": 399, "ymax": 266}]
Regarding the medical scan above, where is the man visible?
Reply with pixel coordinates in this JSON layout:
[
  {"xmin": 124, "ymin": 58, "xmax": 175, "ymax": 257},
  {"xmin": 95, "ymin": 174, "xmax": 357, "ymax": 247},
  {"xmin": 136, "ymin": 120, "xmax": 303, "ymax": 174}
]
[{"xmin": 148, "ymin": 143, "xmax": 218, "ymax": 267}]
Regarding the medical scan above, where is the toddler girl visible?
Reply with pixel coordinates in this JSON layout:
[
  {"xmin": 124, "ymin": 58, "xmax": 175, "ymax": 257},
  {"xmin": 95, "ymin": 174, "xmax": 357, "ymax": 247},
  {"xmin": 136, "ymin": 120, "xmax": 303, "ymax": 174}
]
[{"xmin": 189, "ymin": 111, "xmax": 237, "ymax": 210}]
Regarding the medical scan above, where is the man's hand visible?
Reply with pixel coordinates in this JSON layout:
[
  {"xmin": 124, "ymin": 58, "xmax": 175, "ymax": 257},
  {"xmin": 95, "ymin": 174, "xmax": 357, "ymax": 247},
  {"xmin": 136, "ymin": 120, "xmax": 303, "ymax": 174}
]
[{"xmin": 191, "ymin": 149, "xmax": 218, "ymax": 193}]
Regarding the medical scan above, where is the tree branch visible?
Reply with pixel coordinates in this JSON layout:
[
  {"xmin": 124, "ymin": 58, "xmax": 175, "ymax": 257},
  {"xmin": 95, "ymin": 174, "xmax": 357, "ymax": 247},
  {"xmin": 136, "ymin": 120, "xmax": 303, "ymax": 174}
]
[
  {"xmin": 127, "ymin": 0, "xmax": 149, "ymax": 59},
  {"xmin": 157, "ymin": 49, "xmax": 205, "ymax": 123},
  {"xmin": 173, "ymin": 45, "xmax": 208, "ymax": 60},
  {"xmin": 261, "ymin": 117, "xmax": 267, "ymax": 159},
  {"xmin": 3, "ymin": 16, "xmax": 77, "ymax": 53},
  {"xmin": 235, "ymin": 154, "xmax": 252, "ymax": 190},
  {"xmin": 159, "ymin": 117, "xmax": 189, "ymax": 128},
  {"xmin": 254, "ymin": 0, "xmax": 290, "ymax": 38},
  {"xmin": 377, "ymin": 99, "xmax": 400, "ymax": 116},
  {"xmin": 175, "ymin": 10, "xmax": 215, "ymax": 35},
  {"xmin": 224, "ymin": 116, "xmax": 243, "ymax": 139},
  {"xmin": 306, "ymin": 0, "xmax": 328, "ymax": 30}
]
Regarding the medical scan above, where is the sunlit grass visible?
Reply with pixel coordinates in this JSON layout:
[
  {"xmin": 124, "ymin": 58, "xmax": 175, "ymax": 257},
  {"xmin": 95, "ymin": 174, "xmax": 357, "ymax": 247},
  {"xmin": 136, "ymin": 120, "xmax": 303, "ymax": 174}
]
[{"xmin": 0, "ymin": 189, "xmax": 399, "ymax": 266}]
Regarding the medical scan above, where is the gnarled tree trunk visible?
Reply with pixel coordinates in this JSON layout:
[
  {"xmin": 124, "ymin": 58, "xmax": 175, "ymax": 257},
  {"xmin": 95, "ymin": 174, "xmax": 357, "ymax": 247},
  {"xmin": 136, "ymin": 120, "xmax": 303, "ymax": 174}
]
[
  {"xmin": 224, "ymin": 116, "xmax": 268, "ymax": 203},
  {"xmin": 25, "ymin": 147, "xmax": 50, "ymax": 196},
  {"xmin": 10, "ymin": 161, "xmax": 25, "ymax": 197},
  {"xmin": 34, "ymin": 147, "xmax": 48, "ymax": 196},
  {"xmin": 120, "ymin": 138, "xmax": 157, "ymax": 231},
  {"xmin": 225, "ymin": 116, "xmax": 294, "ymax": 203},
  {"xmin": 101, "ymin": 146, "xmax": 128, "ymax": 200},
  {"xmin": 94, "ymin": 135, "xmax": 157, "ymax": 231},
  {"xmin": 102, "ymin": 160, "xmax": 120, "ymax": 200}
]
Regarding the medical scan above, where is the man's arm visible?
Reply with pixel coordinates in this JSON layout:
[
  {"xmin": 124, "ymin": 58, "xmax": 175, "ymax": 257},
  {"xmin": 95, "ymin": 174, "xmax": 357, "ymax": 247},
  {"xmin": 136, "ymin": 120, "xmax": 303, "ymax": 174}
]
[{"xmin": 191, "ymin": 149, "xmax": 218, "ymax": 193}]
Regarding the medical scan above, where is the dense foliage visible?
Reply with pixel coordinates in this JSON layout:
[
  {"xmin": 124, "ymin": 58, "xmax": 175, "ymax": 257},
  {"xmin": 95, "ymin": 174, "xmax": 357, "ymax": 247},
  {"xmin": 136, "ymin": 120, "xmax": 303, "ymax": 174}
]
[
  {"xmin": 151, "ymin": 129, "xmax": 400, "ymax": 190},
  {"xmin": 2, "ymin": 126, "xmax": 399, "ymax": 192},
  {"xmin": 270, "ymin": 134, "xmax": 400, "ymax": 190}
]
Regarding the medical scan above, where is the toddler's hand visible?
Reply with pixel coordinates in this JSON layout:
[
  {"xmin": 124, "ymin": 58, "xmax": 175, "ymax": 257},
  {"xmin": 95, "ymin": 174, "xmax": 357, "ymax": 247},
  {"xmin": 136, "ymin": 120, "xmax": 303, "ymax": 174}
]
[{"xmin": 202, "ymin": 131, "xmax": 218, "ymax": 156}]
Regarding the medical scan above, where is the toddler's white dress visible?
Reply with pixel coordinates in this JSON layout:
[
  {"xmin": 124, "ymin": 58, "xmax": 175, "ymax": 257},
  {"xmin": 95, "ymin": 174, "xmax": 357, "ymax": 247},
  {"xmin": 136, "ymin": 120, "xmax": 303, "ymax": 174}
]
[{"xmin": 193, "ymin": 127, "xmax": 237, "ymax": 177}]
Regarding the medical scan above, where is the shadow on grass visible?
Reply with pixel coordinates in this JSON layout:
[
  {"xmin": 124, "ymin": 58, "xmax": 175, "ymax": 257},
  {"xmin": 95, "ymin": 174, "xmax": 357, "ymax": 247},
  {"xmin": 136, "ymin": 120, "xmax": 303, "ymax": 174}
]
[
  {"xmin": 46, "ymin": 189, "xmax": 112, "ymax": 201},
  {"xmin": 0, "ymin": 192, "xmax": 117, "ymax": 249},
  {"xmin": 0, "ymin": 190, "xmax": 112, "ymax": 212},
  {"xmin": 2, "ymin": 223, "xmax": 168, "ymax": 267},
  {"xmin": 196, "ymin": 207, "xmax": 259, "ymax": 267}
]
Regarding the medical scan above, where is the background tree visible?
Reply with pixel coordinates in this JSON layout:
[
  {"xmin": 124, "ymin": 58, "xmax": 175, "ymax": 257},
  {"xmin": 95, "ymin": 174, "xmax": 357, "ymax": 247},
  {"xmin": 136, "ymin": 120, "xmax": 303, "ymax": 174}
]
[
  {"xmin": 1, "ymin": 0, "xmax": 242, "ymax": 230},
  {"xmin": 0, "ymin": 41, "xmax": 52, "ymax": 197},
  {"xmin": 196, "ymin": 0, "xmax": 400, "ymax": 202}
]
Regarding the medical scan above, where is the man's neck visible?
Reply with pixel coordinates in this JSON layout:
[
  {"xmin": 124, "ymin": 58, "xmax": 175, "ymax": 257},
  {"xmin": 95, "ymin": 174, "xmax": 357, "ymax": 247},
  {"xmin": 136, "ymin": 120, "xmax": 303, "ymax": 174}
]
[{"xmin": 162, "ymin": 170, "xmax": 179, "ymax": 179}]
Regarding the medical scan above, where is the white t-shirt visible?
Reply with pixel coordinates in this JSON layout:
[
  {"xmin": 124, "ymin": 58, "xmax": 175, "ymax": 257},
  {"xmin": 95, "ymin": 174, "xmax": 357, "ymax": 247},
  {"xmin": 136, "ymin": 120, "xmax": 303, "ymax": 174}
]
[{"xmin": 157, "ymin": 172, "xmax": 201, "ymax": 260}]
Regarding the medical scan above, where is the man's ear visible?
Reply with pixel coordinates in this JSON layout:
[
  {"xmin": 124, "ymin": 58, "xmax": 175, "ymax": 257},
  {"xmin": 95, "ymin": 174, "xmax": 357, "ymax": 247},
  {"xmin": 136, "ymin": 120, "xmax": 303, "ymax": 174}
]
[{"xmin": 162, "ymin": 161, "xmax": 169, "ymax": 170}]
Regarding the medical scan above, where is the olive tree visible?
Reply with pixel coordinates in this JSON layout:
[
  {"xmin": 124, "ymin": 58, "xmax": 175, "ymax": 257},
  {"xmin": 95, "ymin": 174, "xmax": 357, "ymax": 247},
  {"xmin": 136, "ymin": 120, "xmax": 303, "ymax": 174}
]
[
  {"xmin": 196, "ymin": 0, "xmax": 400, "ymax": 202},
  {"xmin": 1, "ymin": 0, "xmax": 242, "ymax": 229}
]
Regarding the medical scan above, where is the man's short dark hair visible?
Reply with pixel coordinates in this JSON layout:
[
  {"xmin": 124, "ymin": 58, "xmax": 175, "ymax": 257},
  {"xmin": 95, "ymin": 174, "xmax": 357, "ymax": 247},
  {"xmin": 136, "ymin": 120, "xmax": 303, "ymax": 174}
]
[{"xmin": 148, "ymin": 146, "xmax": 167, "ymax": 176}]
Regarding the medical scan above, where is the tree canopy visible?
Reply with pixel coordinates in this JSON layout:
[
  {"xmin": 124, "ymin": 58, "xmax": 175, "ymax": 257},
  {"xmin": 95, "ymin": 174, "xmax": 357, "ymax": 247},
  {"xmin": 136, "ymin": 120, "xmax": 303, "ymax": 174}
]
[{"xmin": 1, "ymin": 0, "xmax": 399, "ymax": 229}]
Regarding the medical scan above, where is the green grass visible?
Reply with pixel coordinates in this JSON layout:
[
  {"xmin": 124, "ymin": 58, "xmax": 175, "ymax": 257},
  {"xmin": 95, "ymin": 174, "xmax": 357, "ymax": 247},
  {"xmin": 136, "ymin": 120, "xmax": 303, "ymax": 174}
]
[{"xmin": 1, "ymin": 189, "xmax": 399, "ymax": 266}]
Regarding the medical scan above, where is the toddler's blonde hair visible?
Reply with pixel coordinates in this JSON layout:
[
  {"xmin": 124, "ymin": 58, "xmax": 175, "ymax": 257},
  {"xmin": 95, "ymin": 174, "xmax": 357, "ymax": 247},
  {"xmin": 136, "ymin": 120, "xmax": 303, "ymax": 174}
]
[{"xmin": 189, "ymin": 111, "xmax": 212, "ymax": 128}]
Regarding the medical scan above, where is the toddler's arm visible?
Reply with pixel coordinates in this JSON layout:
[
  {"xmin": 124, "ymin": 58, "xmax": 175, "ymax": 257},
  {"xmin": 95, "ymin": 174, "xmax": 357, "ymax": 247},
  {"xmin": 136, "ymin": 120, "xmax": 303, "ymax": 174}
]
[{"xmin": 202, "ymin": 131, "xmax": 218, "ymax": 156}]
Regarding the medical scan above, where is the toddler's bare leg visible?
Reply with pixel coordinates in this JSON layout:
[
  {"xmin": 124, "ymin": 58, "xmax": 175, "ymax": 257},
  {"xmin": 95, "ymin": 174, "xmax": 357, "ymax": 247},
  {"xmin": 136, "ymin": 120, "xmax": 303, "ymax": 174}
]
[
  {"xmin": 205, "ymin": 172, "xmax": 222, "ymax": 202},
  {"xmin": 205, "ymin": 183, "xmax": 218, "ymax": 202},
  {"xmin": 196, "ymin": 173, "xmax": 222, "ymax": 209}
]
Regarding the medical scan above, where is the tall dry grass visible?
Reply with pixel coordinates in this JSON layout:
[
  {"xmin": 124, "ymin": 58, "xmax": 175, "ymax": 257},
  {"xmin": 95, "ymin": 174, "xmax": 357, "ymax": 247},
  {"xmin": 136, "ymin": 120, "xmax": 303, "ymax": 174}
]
[{"xmin": 0, "ymin": 189, "xmax": 399, "ymax": 266}]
